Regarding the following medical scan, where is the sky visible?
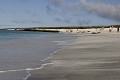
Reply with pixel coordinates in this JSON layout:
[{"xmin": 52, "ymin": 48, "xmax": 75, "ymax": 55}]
[{"xmin": 0, "ymin": 0, "xmax": 120, "ymax": 28}]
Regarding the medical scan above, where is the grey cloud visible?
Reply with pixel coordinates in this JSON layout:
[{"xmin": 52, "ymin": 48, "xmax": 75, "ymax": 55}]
[
  {"xmin": 77, "ymin": 19, "xmax": 92, "ymax": 25},
  {"xmin": 80, "ymin": 0, "xmax": 120, "ymax": 21},
  {"xmin": 46, "ymin": 0, "xmax": 65, "ymax": 15},
  {"xmin": 46, "ymin": 0, "xmax": 79, "ymax": 16},
  {"xmin": 66, "ymin": 2, "xmax": 80, "ymax": 11},
  {"xmin": 47, "ymin": 0, "xmax": 82, "ymax": 16},
  {"xmin": 54, "ymin": 18, "xmax": 71, "ymax": 23},
  {"xmin": 46, "ymin": 5, "xmax": 57, "ymax": 15},
  {"xmin": 48, "ymin": 0, "xmax": 64, "ymax": 6}
]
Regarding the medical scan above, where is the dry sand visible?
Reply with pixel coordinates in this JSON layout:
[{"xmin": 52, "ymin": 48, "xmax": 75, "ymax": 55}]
[{"xmin": 28, "ymin": 33, "xmax": 120, "ymax": 80}]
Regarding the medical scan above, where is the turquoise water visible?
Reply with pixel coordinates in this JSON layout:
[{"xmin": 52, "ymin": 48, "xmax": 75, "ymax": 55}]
[
  {"xmin": 0, "ymin": 30, "xmax": 52, "ymax": 40},
  {"xmin": 0, "ymin": 30, "xmax": 76, "ymax": 80}
]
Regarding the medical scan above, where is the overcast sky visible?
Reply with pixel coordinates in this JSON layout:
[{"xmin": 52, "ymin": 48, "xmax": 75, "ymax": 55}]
[{"xmin": 0, "ymin": 0, "xmax": 120, "ymax": 28}]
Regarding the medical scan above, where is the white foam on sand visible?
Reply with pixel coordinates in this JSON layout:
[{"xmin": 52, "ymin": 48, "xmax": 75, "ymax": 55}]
[
  {"xmin": 23, "ymin": 47, "xmax": 64, "ymax": 80},
  {"xmin": 0, "ymin": 47, "xmax": 63, "ymax": 80},
  {"xmin": 0, "ymin": 69, "xmax": 25, "ymax": 73},
  {"xmin": 21, "ymin": 43, "xmax": 66, "ymax": 80},
  {"xmin": 22, "ymin": 62, "xmax": 53, "ymax": 80},
  {"xmin": 0, "ymin": 62, "xmax": 53, "ymax": 80}
]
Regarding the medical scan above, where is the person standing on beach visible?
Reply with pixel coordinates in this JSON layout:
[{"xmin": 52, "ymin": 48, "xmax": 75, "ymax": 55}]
[
  {"xmin": 109, "ymin": 27, "xmax": 112, "ymax": 32},
  {"xmin": 117, "ymin": 27, "xmax": 119, "ymax": 32}
]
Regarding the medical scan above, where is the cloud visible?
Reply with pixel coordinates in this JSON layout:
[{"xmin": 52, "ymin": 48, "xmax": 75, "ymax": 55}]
[
  {"xmin": 47, "ymin": 0, "xmax": 81, "ymax": 17},
  {"xmin": 54, "ymin": 18, "xmax": 71, "ymax": 23},
  {"xmin": 12, "ymin": 20, "xmax": 42, "ymax": 24},
  {"xmin": 80, "ymin": 0, "xmax": 120, "ymax": 21},
  {"xmin": 46, "ymin": 5, "xmax": 56, "ymax": 15},
  {"xmin": 77, "ymin": 19, "xmax": 92, "ymax": 25},
  {"xmin": 46, "ymin": 0, "xmax": 65, "ymax": 15},
  {"xmin": 48, "ymin": 0, "xmax": 80, "ymax": 10},
  {"xmin": 48, "ymin": 0, "xmax": 64, "ymax": 6},
  {"xmin": 65, "ymin": 1, "xmax": 81, "ymax": 11}
]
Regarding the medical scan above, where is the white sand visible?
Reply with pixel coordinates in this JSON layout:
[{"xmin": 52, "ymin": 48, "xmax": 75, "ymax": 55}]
[{"xmin": 28, "ymin": 33, "xmax": 120, "ymax": 80}]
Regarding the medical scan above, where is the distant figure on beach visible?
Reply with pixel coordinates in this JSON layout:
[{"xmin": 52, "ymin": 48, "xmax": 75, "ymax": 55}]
[
  {"xmin": 109, "ymin": 27, "xmax": 112, "ymax": 32},
  {"xmin": 100, "ymin": 27, "xmax": 104, "ymax": 31},
  {"xmin": 117, "ymin": 27, "xmax": 119, "ymax": 32}
]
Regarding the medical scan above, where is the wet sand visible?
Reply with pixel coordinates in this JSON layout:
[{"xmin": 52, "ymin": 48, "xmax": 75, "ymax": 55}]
[{"xmin": 28, "ymin": 33, "xmax": 120, "ymax": 80}]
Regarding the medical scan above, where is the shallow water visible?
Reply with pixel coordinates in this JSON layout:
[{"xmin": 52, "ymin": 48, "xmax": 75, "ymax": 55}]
[{"xmin": 0, "ymin": 30, "xmax": 76, "ymax": 80}]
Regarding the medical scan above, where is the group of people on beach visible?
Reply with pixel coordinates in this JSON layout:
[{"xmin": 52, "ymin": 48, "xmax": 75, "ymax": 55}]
[{"xmin": 109, "ymin": 26, "xmax": 119, "ymax": 32}]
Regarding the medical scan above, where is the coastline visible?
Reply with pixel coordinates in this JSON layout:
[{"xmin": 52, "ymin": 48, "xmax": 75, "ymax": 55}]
[{"xmin": 27, "ymin": 33, "xmax": 120, "ymax": 80}]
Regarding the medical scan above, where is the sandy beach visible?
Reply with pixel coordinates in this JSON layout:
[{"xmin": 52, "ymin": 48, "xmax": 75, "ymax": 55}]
[{"xmin": 28, "ymin": 33, "xmax": 120, "ymax": 80}]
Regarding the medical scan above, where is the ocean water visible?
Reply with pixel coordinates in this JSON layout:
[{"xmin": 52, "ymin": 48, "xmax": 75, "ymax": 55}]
[{"xmin": 0, "ymin": 30, "xmax": 76, "ymax": 80}]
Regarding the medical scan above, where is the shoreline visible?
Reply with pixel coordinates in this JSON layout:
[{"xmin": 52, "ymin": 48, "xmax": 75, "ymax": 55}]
[
  {"xmin": 25, "ymin": 34, "xmax": 78, "ymax": 80},
  {"xmin": 0, "ymin": 30, "xmax": 76, "ymax": 80},
  {"xmin": 27, "ymin": 33, "xmax": 120, "ymax": 80},
  {"xmin": 23, "ymin": 33, "xmax": 77, "ymax": 80}
]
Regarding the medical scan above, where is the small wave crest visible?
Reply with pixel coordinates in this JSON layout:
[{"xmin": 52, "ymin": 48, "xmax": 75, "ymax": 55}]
[
  {"xmin": 22, "ymin": 63, "xmax": 53, "ymax": 80},
  {"xmin": 23, "ymin": 48, "xmax": 64, "ymax": 80},
  {"xmin": 0, "ymin": 69, "xmax": 25, "ymax": 73},
  {"xmin": 0, "ymin": 63, "xmax": 53, "ymax": 80}
]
